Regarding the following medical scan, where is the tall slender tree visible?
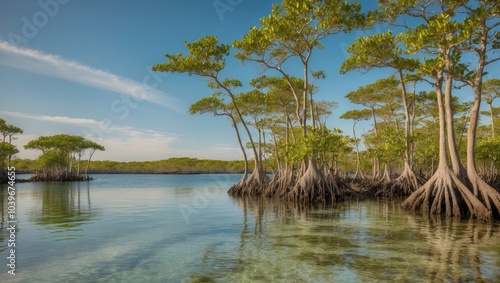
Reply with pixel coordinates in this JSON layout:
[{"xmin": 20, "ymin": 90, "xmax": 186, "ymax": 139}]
[
  {"xmin": 189, "ymin": 95, "xmax": 250, "ymax": 185},
  {"xmin": 482, "ymin": 79, "xmax": 500, "ymax": 138},
  {"xmin": 82, "ymin": 140, "xmax": 105, "ymax": 177},
  {"xmin": 339, "ymin": 109, "xmax": 371, "ymax": 180},
  {"xmin": 452, "ymin": 0, "xmax": 500, "ymax": 217},
  {"xmin": 341, "ymin": 31, "xmax": 422, "ymax": 194},
  {"xmin": 380, "ymin": 0, "xmax": 495, "ymax": 220},
  {"xmin": 152, "ymin": 36, "xmax": 269, "ymax": 193},
  {"xmin": 233, "ymin": 0, "xmax": 369, "ymax": 203}
]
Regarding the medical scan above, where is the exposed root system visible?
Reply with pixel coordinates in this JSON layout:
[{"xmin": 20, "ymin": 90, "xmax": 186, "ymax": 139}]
[
  {"xmin": 402, "ymin": 166, "xmax": 492, "ymax": 222},
  {"xmin": 264, "ymin": 169, "xmax": 295, "ymax": 198},
  {"xmin": 228, "ymin": 168, "xmax": 270, "ymax": 197},
  {"xmin": 469, "ymin": 173, "xmax": 500, "ymax": 219},
  {"xmin": 287, "ymin": 163, "xmax": 334, "ymax": 204},
  {"xmin": 286, "ymin": 160, "xmax": 358, "ymax": 204}
]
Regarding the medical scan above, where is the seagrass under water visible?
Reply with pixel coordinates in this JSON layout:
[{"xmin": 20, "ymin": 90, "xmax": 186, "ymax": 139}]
[{"xmin": 0, "ymin": 174, "xmax": 499, "ymax": 282}]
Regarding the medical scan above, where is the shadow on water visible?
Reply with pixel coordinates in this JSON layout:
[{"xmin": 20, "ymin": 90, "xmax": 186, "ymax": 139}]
[
  {"xmin": 28, "ymin": 182, "xmax": 102, "ymax": 240},
  {"xmin": 187, "ymin": 196, "xmax": 500, "ymax": 283}
]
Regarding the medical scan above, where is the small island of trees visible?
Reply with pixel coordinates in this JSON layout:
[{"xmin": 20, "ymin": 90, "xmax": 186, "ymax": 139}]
[
  {"xmin": 24, "ymin": 134, "xmax": 105, "ymax": 181},
  {"xmin": 0, "ymin": 120, "xmax": 104, "ymax": 182}
]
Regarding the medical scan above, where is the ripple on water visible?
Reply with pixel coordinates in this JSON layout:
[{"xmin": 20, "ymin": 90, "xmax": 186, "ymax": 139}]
[{"xmin": 3, "ymin": 175, "xmax": 500, "ymax": 283}]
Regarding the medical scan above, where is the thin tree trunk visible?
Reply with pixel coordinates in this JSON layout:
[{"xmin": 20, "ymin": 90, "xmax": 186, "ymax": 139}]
[
  {"xmin": 302, "ymin": 64, "xmax": 308, "ymax": 136},
  {"xmin": 77, "ymin": 152, "xmax": 81, "ymax": 176},
  {"xmin": 464, "ymin": 25, "xmax": 500, "ymax": 217},
  {"xmin": 228, "ymin": 115, "xmax": 248, "ymax": 181},
  {"xmin": 398, "ymin": 69, "xmax": 412, "ymax": 167},
  {"xmin": 488, "ymin": 103, "xmax": 495, "ymax": 138},
  {"xmin": 402, "ymin": 72, "xmax": 491, "ymax": 220},
  {"xmin": 443, "ymin": 70, "xmax": 465, "ymax": 177},
  {"xmin": 85, "ymin": 149, "xmax": 95, "ymax": 176},
  {"xmin": 352, "ymin": 121, "xmax": 363, "ymax": 179}
]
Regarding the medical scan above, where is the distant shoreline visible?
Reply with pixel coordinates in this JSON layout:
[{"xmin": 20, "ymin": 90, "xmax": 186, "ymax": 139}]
[
  {"xmin": 9, "ymin": 171, "xmax": 250, "ymax": 184},
  {"xmin": 9, "ymin": 157, "xmax": 253, "ymax": 178}
]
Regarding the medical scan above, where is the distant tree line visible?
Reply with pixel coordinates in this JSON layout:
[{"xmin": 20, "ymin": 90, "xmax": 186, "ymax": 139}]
[{"xmin": 12, "ymin": 157, "xmax": 251, "ymax": 175}]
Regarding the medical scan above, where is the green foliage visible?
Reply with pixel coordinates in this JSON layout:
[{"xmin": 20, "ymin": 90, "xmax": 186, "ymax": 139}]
[
  {"xmin": 24, "ymin": 134, "xmax": 104, "ymax": 178},
  {"xmin": 0, "ymin": 117, "xmax": 23, "ymax": 175},
  {"xmin": 160, "ymin": 0, "xmax": 500, "ymax": 178},
  {"xmin": 483, "ymin": 79, "xmax": 500, "ymax": 105},
  {"xmin": 283, "ymin": 126, "xmax": 347, "ymax": 163},
  {"xmin": 346, "ymin": 76, "xmax": 400, "ymax": 107},
  {"xmin": 0, "ymin": 118, "xmax": 23, "ymax": 142},
  {"xmin": 340, "ymin": 109, "xmax": 372, "ymax": 121},
  {"xmin": 10, "ymin": 158, "xmax": 38, "ymax": 172},
  {"xmin": 364, "ymin": 126, "xmax": 405, "ymax": 164},
  {"xmin": 152, "ymin": 36, "xmax": 230, "ymax": 77},
  {"xmin": 38, "ymin": 149, "xmax": 67, "ymax": 169},
  {"xmin": 0, "ymin": 142, "xmax": 19, "ymax": 162},
  {"xmin": 476, "ymin": 137, "xmax": 500, "ymax": 168},
  {"xmin": 189, "ymin": 95, "xmax": 228, "ymax": 116},
  {"xmin": 340, "ymin": 30, "xmax": 420, "ymax": 74}
]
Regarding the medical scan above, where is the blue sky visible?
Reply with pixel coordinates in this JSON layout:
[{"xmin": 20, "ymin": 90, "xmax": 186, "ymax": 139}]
[{"xmin": 1, "ymin": 1, "xmax": 497, "ymax": 162}]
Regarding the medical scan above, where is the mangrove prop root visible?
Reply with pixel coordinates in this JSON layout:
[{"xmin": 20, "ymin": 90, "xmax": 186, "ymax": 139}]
[
  {"xmin": 228, "ymin": 169, "xmax": 270, "ymax": 197},
  {"xmin": 402, "ymin": 166, "xmax": 492, "ymax": 222},
  {"xmin": 469, "ymin": 173, "xmax": 500, "ymax": 219}
]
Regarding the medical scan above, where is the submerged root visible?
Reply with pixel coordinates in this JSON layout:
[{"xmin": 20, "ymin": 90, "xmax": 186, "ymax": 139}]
[
  {"xmin": 264, "ymin": 170, "xmax": 295, "ymax": 198},
  {"xmin": 362, "ymin": 180, "xmax": 391, "ymax": 198},
  {"xmin": 29, "ymin": 173, "xmax": 93, "ymax": 182},
  {"xmin": 228, "ymin": 169, "xmax": 270, "ymax": 197},
  {"xmin": 326, "ymin": 173, "xmax": 361, "ymax": 199},
  {"xmin": 469, "ymin": 173, "xmax": 500, "ymax": 219},
  {"xmin": 390, "ymin": 165, "xmax": 425, "ymax": 197},
  {"xmin": 402, "ymin": 166, "xmax": 492, "ymax": 222},
  {"xmin": 286, "ymin": 167, "xmax": 334, "ymax": 204},
  {"xmin": 363, "ymin": 165, "xmax": 426, "ymax": 199},
  {"xmin": 286, "ymin": 161, "xmax": 359, "ymax": 204},
  {"xmin": 228, "ymin": 181, "xmax": 263, "ymax": 197}
]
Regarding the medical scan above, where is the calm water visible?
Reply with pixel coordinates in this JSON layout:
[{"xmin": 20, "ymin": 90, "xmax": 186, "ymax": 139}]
[{"xmin": 1, "ymin": 174, "xmax": 499, "ymax": 282}]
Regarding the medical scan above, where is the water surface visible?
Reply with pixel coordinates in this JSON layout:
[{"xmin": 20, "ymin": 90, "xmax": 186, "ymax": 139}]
[{"xmin": 1, "ymin": 174, "xmax": 499, "ymax": 282}]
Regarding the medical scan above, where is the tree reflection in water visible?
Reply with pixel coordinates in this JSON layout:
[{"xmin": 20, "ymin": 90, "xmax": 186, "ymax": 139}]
[
  {"xmin": 29, "ymin": 182, "xmax": 101, "ymax": 238},
  {"xmin": 187, "ymin": 197, "xmax": 500, "ymax": 282},
  {"xmin": 0, "ymin": 186, "xmax": 14, "ymax": 253},
  {"xmin": 407, "ymin": 214, "xmax": 500, "ymax": 282}
]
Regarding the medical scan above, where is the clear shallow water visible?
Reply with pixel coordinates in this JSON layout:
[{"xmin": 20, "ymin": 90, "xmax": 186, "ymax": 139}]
[{"xmin": 0, "ymin": 174, "xmax": 499, "ymax": 282}]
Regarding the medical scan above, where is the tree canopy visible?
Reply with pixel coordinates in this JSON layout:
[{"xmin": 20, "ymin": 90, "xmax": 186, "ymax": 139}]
[{"xmin": 24, "ymin": 134, "xmax": 104, "ymax": 181}]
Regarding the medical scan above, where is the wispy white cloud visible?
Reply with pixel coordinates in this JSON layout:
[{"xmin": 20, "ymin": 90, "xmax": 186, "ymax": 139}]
[
  {"xmin": 1, "ymin": 110, "xmax": 179, "ymax": 139},
  {"xmin": 0, "ymin": 40, "xmax": 185, "ymax": 112},
  {"xmin": 1, "ymin": 111, "xmax": 102, "ymax": 127},
  {"xmin": 2, "ymin": 111, "xmax": 181, "ymax": 161}
]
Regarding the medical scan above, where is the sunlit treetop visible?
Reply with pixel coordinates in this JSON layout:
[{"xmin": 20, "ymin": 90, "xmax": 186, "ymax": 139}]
[
  {"xmin": 340, "ymin": 108, "xmax": 373, "ymax": 121},
  {"xmin": 152, "ymin": 36, "xmax": 230, "ymax": 78},
  {"xmin": 340, "ymin": 30, "xmax": 420, "ymax": 74},
  {"xmin": 24, "ymin": 134, "xmax": 104, "ymax": 154},
  {"xmin": 189, "ymin": 95, "xmax": 229, "ymax": 116},
  {"xmin": 233, "ymin": 0, "xmax": 372, "ymax": 64}
]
